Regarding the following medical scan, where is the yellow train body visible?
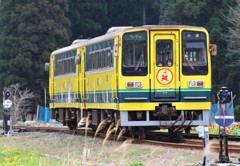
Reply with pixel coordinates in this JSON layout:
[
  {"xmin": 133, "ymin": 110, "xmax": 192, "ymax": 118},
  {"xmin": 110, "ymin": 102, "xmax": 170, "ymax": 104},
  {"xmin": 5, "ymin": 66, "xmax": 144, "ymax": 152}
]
[{"xmin": 47, "ymin": 25, "xmax": 213, "ymax": 130}]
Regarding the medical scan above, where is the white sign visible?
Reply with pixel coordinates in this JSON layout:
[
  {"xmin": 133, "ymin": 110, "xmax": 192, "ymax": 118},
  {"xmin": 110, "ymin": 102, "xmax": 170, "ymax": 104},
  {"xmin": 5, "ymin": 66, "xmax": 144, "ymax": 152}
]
[{"xmin": 3, "ymin": 99, "xmax": 12, "ymax": 109}]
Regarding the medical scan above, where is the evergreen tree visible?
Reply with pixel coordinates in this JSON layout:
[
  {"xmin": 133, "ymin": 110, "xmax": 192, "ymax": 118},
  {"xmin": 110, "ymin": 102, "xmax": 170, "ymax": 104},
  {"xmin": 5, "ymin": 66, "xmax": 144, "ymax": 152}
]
[
  {"xmin": 105, "ymin": 0, "xmax": 160, "ymax": 27},
  {"xmin": 0, "ymin": 0, "xmax": 71, "ymax": 92},
  {"xmin": 105, "ymin": 0, "xmax": 142, "ymax": 27},
  {"xmin": 68, "ymin": 0, "xmax": 110, "ymax": 40}
]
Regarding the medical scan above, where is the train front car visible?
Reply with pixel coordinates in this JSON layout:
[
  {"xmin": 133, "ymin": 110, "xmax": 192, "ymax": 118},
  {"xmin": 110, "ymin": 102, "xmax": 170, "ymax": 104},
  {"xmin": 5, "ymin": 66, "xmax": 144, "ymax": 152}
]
[{"xmin": 118, "ymin": 26, "xmax": 212, "ymax": 138}]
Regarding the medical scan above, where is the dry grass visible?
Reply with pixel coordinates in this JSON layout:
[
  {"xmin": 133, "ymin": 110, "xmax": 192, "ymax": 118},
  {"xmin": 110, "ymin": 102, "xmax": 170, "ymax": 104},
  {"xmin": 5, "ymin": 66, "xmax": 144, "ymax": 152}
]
[
  {"xmin": 1, "ymin": 127, "xmax": 240, "ymax": 166},
  {"xmin": 117, "ymin": 128, "xmax": 126, "ymax": 142}
]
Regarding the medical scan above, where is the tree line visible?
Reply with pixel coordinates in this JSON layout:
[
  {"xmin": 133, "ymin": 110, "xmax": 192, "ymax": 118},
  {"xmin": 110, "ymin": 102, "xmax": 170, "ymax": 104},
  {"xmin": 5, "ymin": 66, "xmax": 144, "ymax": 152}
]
[{"xmin": 0, "ymin": 0, "xmax": 239, "ymax": 117}]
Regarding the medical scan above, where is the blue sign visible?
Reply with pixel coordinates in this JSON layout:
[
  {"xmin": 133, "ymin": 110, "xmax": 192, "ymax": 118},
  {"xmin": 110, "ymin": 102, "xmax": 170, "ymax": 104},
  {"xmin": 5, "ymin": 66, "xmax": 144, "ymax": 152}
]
[
  {"xmin": 3, "ymin": 99, "xmax": 13, "ymax": 109},
  {"xmin": 210, "ymin": 103, "xmax": 234, "ymax": 123},
  {"xmin": 215, "ymin": 104, "xmax": 234, "ymax": 127}
]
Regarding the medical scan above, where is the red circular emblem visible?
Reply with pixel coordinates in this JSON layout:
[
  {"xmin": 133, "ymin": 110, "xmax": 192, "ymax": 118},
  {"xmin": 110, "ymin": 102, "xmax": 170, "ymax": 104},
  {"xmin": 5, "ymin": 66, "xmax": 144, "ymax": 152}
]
[{"xmin": 156, "ymin": 68, "xmax": 173, "ymax": 85}]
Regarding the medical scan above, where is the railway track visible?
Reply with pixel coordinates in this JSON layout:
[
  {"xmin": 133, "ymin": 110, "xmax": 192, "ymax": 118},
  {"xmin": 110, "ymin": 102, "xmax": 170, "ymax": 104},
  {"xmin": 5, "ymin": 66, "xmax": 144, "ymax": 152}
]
[
  {"xmin": 4, "ymin": 126, "xmax": 240, "ymax": 154},
  {"xmin": 150, "ymin": 131, "xmax": 240, "ymax": 141}
]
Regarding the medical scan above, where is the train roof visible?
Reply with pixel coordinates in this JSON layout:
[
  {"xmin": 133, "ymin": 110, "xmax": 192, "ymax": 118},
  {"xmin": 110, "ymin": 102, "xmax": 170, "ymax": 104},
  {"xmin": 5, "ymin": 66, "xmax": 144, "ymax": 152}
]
[{"xmin": 51, "ymin": 25, "xmax": 207, "ymax": 55}]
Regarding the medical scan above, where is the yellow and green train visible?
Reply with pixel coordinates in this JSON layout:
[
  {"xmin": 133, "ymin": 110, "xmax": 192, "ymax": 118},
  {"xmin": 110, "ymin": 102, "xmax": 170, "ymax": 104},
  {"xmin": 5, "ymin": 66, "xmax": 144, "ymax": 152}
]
[{"xmin": 46, "ymin": 25, "xmax": 217, "ymax": 138}]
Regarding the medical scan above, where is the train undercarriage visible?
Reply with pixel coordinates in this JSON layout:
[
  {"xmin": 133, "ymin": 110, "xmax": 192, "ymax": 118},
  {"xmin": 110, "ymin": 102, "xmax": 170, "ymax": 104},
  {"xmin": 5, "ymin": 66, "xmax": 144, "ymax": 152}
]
[{"xmin": 51, "ymin": 105, "xmax": 209, "ymax": 139}]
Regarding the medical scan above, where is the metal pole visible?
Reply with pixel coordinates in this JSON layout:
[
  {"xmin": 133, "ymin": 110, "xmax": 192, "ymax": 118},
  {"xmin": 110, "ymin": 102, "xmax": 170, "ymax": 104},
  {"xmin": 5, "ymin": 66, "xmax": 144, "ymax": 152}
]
[
  {"xmin": 219, "ymin": 128, "xmax": 224, "ymax": 163},
  {"xmin": 44, "ymin": 88, "xmax": 47, "ymax": 108},
  {"xmin": 204, "ymin": 127, "xmax": 210, "ymax": 166},
  {"xmin": 143, "ymin": 4, "xmax": 146, "ymax": 25},
  {"xmin": 224, "ymin": 134, "xmax": 230, "ymax": 161},
  {"xmin": 45, "ymin": 107, "xmax": 47, "ymax": 123},
  {"xmin": 44, "ymin": 88, "xmax": 47, "ymax": 123},
  {"xmin": 199, "ymin": 126, "xmax": 210, "ymax": 166}
]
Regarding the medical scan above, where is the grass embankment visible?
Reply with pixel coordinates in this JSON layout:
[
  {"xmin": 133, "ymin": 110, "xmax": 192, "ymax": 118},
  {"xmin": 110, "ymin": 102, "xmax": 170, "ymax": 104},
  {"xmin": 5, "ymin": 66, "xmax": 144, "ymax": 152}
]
[
  {"xmin": 0, "ymin": 122, "xmax": 240, "ymax": 165},
  {"xmin": 0, "ymin": 131, "xmax": 232, "ymax": 166},
  {"xmin": 0, "ymin": 132, "xmax": 210, "ymax": 166}
]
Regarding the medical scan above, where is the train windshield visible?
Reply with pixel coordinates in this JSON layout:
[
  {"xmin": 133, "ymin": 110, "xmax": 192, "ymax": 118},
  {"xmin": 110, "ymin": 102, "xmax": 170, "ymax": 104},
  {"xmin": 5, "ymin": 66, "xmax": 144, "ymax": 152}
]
[
  {"xmin": 122, "ymin": 31, "xmax": 147, "ymax": 76},
  {"xmin": 182, "ymin": 31, "xmax": 208, "ymax": 75}
]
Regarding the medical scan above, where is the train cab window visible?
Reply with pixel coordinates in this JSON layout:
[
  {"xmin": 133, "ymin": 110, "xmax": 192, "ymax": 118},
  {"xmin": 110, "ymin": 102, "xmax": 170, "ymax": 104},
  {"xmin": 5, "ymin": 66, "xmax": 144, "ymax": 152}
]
[
  {"xmin": 122, "ymin": 31, "xmax": 147, "ymax": 76},
  {"xmin": 182, "ymin": 31, "xmax": 208, "ymax": 75},
  {"xmin": 156, "ymin": 40, "xmax": 173, "ymax": 67}
]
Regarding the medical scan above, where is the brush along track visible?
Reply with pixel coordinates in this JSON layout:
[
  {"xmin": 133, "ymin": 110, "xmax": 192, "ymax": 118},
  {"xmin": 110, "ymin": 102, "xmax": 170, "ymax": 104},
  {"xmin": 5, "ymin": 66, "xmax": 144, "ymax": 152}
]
[{"xmin": 7, "ymin": 126, "xmax": 240, "ymax": 154}]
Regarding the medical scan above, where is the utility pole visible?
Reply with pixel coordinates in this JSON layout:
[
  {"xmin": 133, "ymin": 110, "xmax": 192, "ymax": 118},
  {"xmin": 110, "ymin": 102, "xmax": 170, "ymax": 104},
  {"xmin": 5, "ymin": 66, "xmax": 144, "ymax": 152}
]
[{"xmin": 143, "ymin": 3, "xmax": 146, "ymax": 25}]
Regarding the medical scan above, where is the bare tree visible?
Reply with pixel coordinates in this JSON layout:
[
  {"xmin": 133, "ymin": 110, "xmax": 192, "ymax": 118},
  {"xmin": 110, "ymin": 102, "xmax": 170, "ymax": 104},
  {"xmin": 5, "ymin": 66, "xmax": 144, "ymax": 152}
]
[{"xmin": 6, "ymin": 84, "xmax": 37, "ymax": 124}]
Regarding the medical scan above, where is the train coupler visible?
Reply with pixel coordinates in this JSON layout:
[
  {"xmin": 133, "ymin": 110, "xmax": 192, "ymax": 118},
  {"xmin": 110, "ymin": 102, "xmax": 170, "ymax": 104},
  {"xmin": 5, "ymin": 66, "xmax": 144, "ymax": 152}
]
[{"xmin": 154, "ymin": 105, "xmax": 177, "ymax": 117}]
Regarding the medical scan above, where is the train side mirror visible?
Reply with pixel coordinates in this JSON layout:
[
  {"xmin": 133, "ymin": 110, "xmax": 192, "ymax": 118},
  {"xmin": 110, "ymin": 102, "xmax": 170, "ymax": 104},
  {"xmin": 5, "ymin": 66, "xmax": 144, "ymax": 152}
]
[
  {"xmin": 45, "ymin": 63, "xmax": 49, "ymax": 71},
  {"xmin": 75, "ymin": 55, "xmax": 81, "ymax": 64},
  {"xmin": 210, "ymin": 44, "xmax": 217, "ymax": 56}
]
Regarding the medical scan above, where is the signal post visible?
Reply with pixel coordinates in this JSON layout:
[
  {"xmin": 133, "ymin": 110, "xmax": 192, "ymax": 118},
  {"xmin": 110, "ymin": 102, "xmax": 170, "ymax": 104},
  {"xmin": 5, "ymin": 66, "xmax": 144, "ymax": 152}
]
[{"xmin": 214, "ymin": 87, "xmax": 235, "ymax": 164}]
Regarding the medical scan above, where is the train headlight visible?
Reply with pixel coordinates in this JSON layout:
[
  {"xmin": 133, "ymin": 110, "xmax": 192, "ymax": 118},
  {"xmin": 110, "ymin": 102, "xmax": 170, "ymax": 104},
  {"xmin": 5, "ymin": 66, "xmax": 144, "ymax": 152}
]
[
  {"xmin": 135, "ymin": 82, "xmax": 142, "ymax": 88},
  {"xmin": 188, "ymin": 81, "xmax": 196, "ymax": 87},
  {"xmin": 188, "ymin": 81, "xmax": 204, "ymax": 87},
  {"xmin": 127, "ymin": 82, "xmax": 134, "ymax": 88},
  {"xmin": 126, "ymin": 81, "xmax": 142, "ymax": 88}
]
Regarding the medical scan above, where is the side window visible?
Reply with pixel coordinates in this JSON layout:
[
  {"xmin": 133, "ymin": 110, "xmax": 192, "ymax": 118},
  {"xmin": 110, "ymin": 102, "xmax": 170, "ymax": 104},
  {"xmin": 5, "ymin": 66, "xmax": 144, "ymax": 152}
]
[
  {"xmin": 107, "ymin": 49, "xmax": 111, "ymax": 67},
  {"xmin": 54, "ymin": 59, "xmax": 57, "ymax": 76},
  {"xmin": 105, "ymin": 50, "xmax": 108, "ymax": 67},
  {"xmin": 66, "ymin": 60, "xmax": 69, "ymax": 73},
  {"xmin": 58, "ymin": 61, "xmax": 62, "ymax": 75},
  {"xmin": 95, "ymin": 52, "xmax": 99, "ymax": 69},
  {"xmin": 86, "ymin": 52, "xmax": 89, "ymax": 71},
  {"xmin": 91, "ymin": 53, "xmax": 94, "ymax": 70},
  {"xmin": 61, "ymin": 61, "xmax": 64, "ymax": 75},
  {"xmin": 54, "ymin": 49, "xmax": 77, "ymax": 76},
  {"xmin": 71, "ymin": 58, "xmax": 75, "ymax": 73},
  {"xmin": 64, "ymin": 60, "xmax": 67, "ymax": 74},
  {"xmin": 57, "ymin": 61, "xmax": 59, "ymax": 75},
  {"xmin": 85, "ymin": 40, "xmax": 114, "ymax": 71},
  {"xmin": 111, "ymin": 49, "xmax": 114, "ymax": 67},
  {"xmin": 102, "ymin": 51, "xmax": 105, "ymax": 68},
  {"xmin": 68, "ymin": 59, "xmax": 70, "ymax": 73},
  {"xmin": 99, "ymin": 52, "xmax": 102, "ymax": 68},
  {"xmin": 156, "ymin": 40, "xmax": 173, "ymax": 67}
]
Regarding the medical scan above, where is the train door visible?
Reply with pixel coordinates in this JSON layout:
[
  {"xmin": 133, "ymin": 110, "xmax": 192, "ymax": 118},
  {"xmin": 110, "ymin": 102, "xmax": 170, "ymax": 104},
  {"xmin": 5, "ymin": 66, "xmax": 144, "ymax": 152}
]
[
  {"xmin": 150, "ymin": 31, "xmax": 180, "ymax": 101},
  {"xmin": 113, "ymin": 36, "xmax": 119, "ymax": 109},
  {"xmin": 74, "ymin": 48, "xmax": 81, "ymax": 108},
  {"xmin": 80, "ymin": 47, "xmax": 86, "ymax": 109},
  {"xmin": 49, "ymin": 55, "xmax": 55, "ymax": 107}
]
